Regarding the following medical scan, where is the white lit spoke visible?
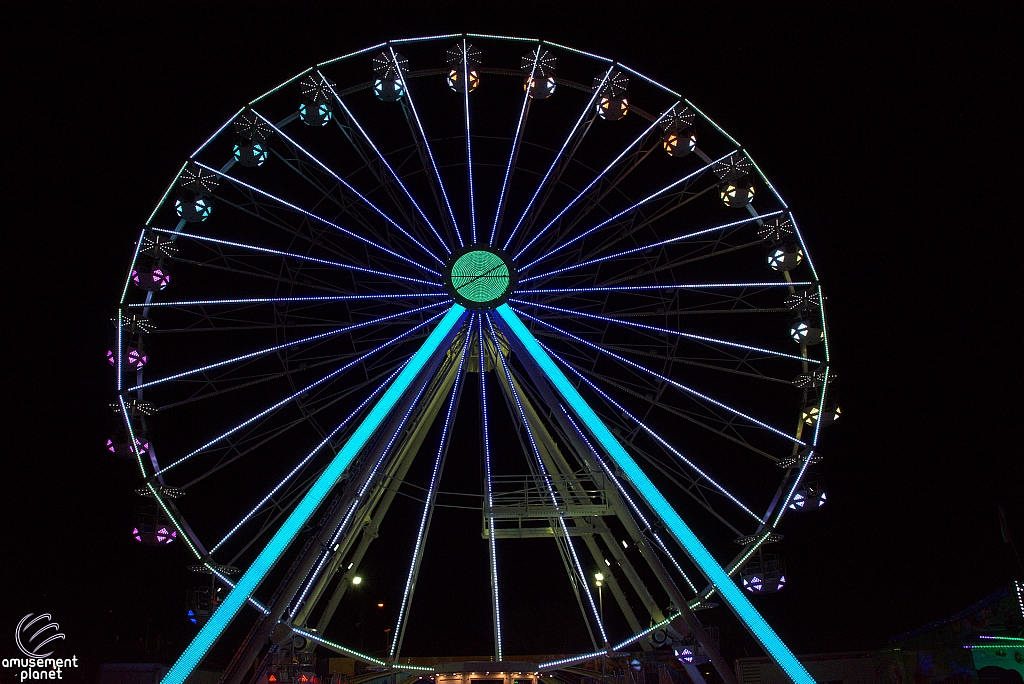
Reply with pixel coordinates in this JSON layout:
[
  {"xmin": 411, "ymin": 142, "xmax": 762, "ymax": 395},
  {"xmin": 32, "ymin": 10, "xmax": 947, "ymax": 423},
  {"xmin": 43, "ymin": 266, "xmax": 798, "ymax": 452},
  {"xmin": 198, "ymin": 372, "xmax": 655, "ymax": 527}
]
[
  {"xmin": 289, "ymin": 349, "xmax": 448, "ymax": 621},
  {"xmin": 252, "ymin": 110, "xmax": 444, "ymax": 266},
  {"xmin": 150, "ymin": 227, "xmax": 439, "ymax": 288},
  {"xmin": 133, "ymin": 302, "xmax": 445, "ymax": 392},
  {"xmin": 478, "ymin": 315, "xmax": 503, "ymax": 659},
  {"xmin": 321, "ymin": 73, "xmax": 451, "ymax": 255},
  {"xmin": 514, "ymin": 308, "xmax": 805, "ymax": 446},
  {"xmin": 157, "ymin": 310, "xmax": 444, "ymax": 478},
  {"xmin": 513, "ymin": 107, "xmax": 672, "ymax": 261},
  {"xmin": 519, "ymin": 211, "xmax": 782, "ymax": 284},
  {"xmin": 132, "ymin": 293, "xmax": 444, "ymax": 309},
  {"xmin": 486, "ymin": 314, "xmax": 608, "ymax": 646},
  {"xmin": 490, "ymin": 45, "xmax": 540, "ymax": 247},
  {"xmin": 558, "ymin": 407, "xmax": 700, "ymax": 594},
  {"xmin": 192, "ymin": 162, "xmax": 440, "ymax": 277},
  {"xmin": 512, "ymin": 298, "xmax": 816, "ymax": 364},
  {"xmin": 462, "ymin": 40, "xmax": 477, "ymax": 244},
  {"xmin": 544, "ymin": 343, "xmax": 764, "ymax": 525},
  {"xmin": 520, "ymin": 151, "xmax": 736, "ymax": 273},
  {"xmin": 211, "ymin": 361, "xmax": 407, "ymax": 552},
  {"xmin": 390, "ymin": 322, "xmax": 471, "ymax": 658},
  {"xmin": 523, "ymin": 282, "xmax": 811, "ymax": 295},
  {"xmin": 501, "ymin": 68, "xmax": 613, "ymax": 253},
  {"xmin": 391, "ymin": 47, "xmax": 464, "ymax": 248}
]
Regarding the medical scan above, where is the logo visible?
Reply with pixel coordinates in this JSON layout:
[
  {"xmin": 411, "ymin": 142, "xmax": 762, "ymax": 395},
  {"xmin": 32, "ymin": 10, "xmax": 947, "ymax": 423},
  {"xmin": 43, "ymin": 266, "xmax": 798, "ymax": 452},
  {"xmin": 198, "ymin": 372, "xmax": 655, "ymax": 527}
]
[
  {"xmin": 15, "ymin": 614, "xmax": 64, "ymax": 658},
  {"xmin": 3, "ymin": 613, "xmax": 78, "ymax": 681}
]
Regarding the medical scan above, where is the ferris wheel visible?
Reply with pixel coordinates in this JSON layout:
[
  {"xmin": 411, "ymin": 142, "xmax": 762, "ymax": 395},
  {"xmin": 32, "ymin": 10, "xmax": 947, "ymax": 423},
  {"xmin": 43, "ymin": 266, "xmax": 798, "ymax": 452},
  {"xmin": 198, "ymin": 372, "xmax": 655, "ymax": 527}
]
[{"xmin": 110, "ymin": 34, "xmax": 836, "ymax": 684}]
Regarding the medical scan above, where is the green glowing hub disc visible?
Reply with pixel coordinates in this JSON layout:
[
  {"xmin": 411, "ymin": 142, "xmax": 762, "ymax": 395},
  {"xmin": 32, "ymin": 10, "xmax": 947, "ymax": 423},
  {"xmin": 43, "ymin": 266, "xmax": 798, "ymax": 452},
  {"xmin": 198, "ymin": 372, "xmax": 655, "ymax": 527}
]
[{"xmin": 444, "ymin": 247, "xmax": 516, "ymax": 309}]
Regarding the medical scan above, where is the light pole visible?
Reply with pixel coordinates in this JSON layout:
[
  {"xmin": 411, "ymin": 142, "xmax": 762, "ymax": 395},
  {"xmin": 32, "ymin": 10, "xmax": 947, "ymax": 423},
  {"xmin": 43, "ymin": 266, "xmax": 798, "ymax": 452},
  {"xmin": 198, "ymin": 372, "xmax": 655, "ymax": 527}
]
[{"xmin": 595, "ymin": 573, "xmax": 606, "ymax": 684}]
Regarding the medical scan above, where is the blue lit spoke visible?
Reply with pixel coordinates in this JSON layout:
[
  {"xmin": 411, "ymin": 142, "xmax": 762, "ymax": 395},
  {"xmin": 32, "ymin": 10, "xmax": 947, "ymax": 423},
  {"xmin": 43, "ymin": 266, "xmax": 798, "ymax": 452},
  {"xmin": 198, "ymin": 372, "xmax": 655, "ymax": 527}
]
[
  {"xmin": 520, "ymin": 151, "xmax": 736, "ymax": 273},
  {"xmin": 462, "ymin": 40, "xmax": 477, "ymax": 244},
  {"xmin": 320, "ymin": 73, "xmax": 450, "ymax": 255},
  {"xmin": 390, "ymin": 320, "xmax": 471, "ymax": 658},
  {"xmin": 485, "ymin": 314, "xmax": 608, "ymax": 646},
  {"xmin": 252, "ymin": 110, "xmax": 444, "ymax": 266},
  {"xmin": 514, "ymin": 107, "xmax": 673, "ymax": 261},
  {"xmin": 391, "ymin": 47, "xmax": 464, "ymax": 248},
  {"xmin": 558, "ymin": 407, "xmax": 699, "ymax": 594},
  {"xmin": 519, "ymin": 211, "xmax": 783, "ymax": 284},
  {"xmin": 159, "ymin": 306, "xmax": 467, "ymax": 684},
  {"xmin": 479, "ymin": 315, "xmax": 503, "ymax": 659},
  {"xmin": 132, "ymin": 293, "xmax": 446, "ymax": 309},
  {"xmin": 511, "ymin": 299, "xmax": 815, "ymax": 364},
  {"xmin": 155, "ymin": 311, "xmax": 445, "ymax": 478},
  {"xmin": 150, "ymin": 227, "xmax": 440, "ymax": 288},
  {"xmin": 133, "ymin": 301, "xmax": 446, "ymax": 392},
  {"xmin": 490, "ymin": 45, "xmax": 540, "ymax": 247},
  {"xmin": 514, "ymin": 308, "xmax": 805, "ymax": 446},
  {"xmin": 494, "ymin": 304, "xmax": 815, "ymax": 684},
  {"xmin": 521, "ymin": 281, "xmax": 812, "ymax": 295},
  {"xmin": 211, "ymin": 362, "xmax": 405, "ymax": 552},
  {"xmin": 544, "ymin": 343, "xmax": 764, "ymax": 525},
  {"xmin": 502, "ymin": 68, "xmax": 614, "ymax": 253},
  {"xmin": 192, "ymin": 162, "xmax": 441, "ymax": 277}
]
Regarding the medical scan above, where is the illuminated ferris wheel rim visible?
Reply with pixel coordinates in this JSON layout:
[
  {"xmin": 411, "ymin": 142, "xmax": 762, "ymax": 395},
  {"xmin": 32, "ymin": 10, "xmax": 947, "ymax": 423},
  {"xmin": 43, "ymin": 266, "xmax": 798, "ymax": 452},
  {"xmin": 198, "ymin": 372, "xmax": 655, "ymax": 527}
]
[{"xmin": 114, "ymin": 33, "xmax": 834, "ymax": 684}]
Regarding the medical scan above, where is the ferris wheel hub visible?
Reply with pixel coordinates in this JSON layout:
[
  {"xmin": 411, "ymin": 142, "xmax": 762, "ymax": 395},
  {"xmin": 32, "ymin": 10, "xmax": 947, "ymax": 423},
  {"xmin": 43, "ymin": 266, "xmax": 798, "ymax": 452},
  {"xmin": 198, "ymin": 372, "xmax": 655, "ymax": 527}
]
[{"xmin": 443, "ymin": 246, "xmax": 517, "ymax": 309}]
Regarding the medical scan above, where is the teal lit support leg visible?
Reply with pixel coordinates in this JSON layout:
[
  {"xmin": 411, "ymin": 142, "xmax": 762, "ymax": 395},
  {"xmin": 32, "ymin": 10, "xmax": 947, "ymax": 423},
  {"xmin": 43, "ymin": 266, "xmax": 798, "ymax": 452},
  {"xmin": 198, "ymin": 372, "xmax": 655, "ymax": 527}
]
[
  {"xmin": 494, "ymin": 304, "xmax": 814, "ymax": 684},
  {"xmin": 161, "ymin": 305, "xmax": 467, "ymax": 684}
]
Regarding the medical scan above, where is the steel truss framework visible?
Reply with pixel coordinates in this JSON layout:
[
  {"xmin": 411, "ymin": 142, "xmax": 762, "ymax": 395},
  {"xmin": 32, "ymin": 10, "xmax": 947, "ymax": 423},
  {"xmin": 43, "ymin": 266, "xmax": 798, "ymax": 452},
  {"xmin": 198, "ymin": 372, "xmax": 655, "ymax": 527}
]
[{"xmin": 112, "ymin": 34, "xmax": 834, "ymax": 684}]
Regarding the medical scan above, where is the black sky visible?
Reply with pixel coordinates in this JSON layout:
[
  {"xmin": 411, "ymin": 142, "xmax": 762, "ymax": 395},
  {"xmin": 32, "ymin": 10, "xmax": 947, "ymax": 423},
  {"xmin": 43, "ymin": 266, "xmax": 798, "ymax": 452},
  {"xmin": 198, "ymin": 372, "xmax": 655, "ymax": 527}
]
[{"xmin": 3, "ymin": 2, "xmax": 1022, "ymax": 681}]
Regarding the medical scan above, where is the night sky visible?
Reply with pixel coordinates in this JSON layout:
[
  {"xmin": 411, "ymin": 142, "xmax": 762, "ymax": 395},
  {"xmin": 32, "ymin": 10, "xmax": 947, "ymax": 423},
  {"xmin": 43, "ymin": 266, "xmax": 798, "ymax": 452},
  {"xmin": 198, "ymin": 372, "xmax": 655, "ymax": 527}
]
[{"xmin": 4, "ymin": 3, "xmax": 1022, "ymax": 682}]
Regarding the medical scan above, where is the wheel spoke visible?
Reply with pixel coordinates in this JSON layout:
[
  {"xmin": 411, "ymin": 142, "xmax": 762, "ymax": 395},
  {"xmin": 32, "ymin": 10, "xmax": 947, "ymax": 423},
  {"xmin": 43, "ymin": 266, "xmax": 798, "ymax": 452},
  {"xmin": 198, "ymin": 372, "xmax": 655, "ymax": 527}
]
[
  {"xmin": 478, "ymin": 315, "xmax": 503, "ymax": 660},
  {"xmin": 513, "ymin": 106, "xmax": 673, "ymax": 261},
  {"xmin": 486, "ymin": 314, "xmax": 608, "ymax": 647},
  {"xmin": 460, "ymin": 40, "xmax": 478, "ymax": 244},
  {"xmin": 501, "ymin": 68, "xmax": 613, "ymax": 252},
  {"xmin": 519, "ymin": 212, "xmax": 783, "ymax": 284},
  {"xmin": 211, "ymin": 360, "xmax": 408, "ymax": 552},
  {"xmin": 390, "ymin": 47, "xmax": 464, "ymax": 248},
  {"xmin": 542, "ymin": 342, "xmax": 764, "ymax": 524},
  {"xmin": 251, "ymin": 110, "xmax": 444, "ymax": 266},
  {"xmin": 522, "ymin": 281, "xmax": 811, "ymax": 294},
  {"xmin": 151, "ymin": 228, "xmax": 440, "ymax": 287},
  {"xmin": 489, "ymin": 44, "xmax": 540, "ymax": 246},
  {"xmin": 132, "ymin": 293, "xmax": 444, "ymax": 309},
  {"xmin": 390, "ymin": 319, "xmax": 471, "ymax": 659},
  {"xmin": 321, "ymin": 72, "xmax": 451, "ymax": 255},
  {"xmin": 154, "ymin": 310, "xmax": 446, "ymax": 477},
  {"xmin": 192, "ymin": 162, "xmax": 441, "ymax": 276},
  {"xmin": 512, "ymin": 299, "xmax": 816, "ymax": 364},
  {"xmin": 519, "ymin": 151, "xmax": 736, "ymax": 273},
  {"xmin": 513, "ymin": 307, "xmax": 804, "ymax": 445}
]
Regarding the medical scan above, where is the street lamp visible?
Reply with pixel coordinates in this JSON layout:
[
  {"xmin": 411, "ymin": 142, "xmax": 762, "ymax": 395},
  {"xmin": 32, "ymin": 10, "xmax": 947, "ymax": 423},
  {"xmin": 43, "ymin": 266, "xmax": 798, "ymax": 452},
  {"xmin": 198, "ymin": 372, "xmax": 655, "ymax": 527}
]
[
  {"xmin": 595, "ymin": 573, "xmax": 607, "ymax": 682},
  {"xmin": 351, "ymin": 576, "xmax": 362, "ymax": 586}
]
